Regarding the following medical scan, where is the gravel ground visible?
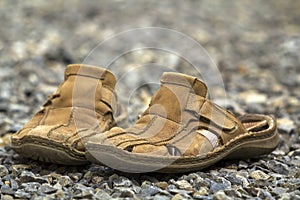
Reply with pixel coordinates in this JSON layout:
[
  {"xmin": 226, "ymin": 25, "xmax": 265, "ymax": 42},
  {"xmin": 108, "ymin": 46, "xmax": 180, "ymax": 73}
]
[{"xmin": 1, "ymin": 1, "xmax": 300, "ymax": 199}]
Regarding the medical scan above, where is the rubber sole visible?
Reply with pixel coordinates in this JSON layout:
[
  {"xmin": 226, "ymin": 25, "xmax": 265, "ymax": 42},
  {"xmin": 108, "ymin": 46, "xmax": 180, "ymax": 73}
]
[
  {"xmin": 11, "ymin": 138, "xmax": 89, "ymax": 165},
  {"xmin": 85, "ymin": 130, "xmax": 280, "ymax": 173}
]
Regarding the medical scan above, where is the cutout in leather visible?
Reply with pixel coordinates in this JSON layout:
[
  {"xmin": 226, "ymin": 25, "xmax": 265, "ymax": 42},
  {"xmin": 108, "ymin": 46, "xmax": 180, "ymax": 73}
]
[{"xmin": 124, "ymin": 145, "xmax": 134, "ymax": 152}]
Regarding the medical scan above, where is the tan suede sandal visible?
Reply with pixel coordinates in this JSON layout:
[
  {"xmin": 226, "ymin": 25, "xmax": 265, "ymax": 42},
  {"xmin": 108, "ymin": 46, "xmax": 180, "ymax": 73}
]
[
  {"xmin": 11, "ymin": 64, "xmax": 117, "ymax": 165},
  {"xmin": 86, "ymin": 72, "xmax": 279, "ymax": 173}
]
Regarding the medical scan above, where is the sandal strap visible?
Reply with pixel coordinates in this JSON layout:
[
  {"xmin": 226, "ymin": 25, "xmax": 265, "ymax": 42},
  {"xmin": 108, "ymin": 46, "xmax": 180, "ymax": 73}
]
[{"xmin": 186, "ymin": 93, "xmax": 238, "ymax": 131}]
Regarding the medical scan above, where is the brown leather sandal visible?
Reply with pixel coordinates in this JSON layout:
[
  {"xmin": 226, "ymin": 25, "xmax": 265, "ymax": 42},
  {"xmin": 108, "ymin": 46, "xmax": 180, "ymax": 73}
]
[
  {"xmin": 86, "ymin": 72, "xmax": 279, "ymax": 173},
  {"xmin": 11, "ymin": 64, "xmax": 117, "ymax": 165}
]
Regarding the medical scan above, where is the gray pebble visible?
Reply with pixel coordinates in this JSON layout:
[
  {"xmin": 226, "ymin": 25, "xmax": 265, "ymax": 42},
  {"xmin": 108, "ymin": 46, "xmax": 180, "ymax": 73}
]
[
  {"xmin": 141, "ymin": 185, "xmax": 161, "ymax": 196},
  {"xmin": 0, "ymin": 165, "xmax": 9, "ymax": 177},
  {"xmin": 277, "ymin": 118, "xmax": 296, "ymax": 134},
  {"xmin": 38, "ymin": 184, "xmax": 57, "ymax": 194},
  {"xmin": 1, "ymin": 185, "xmax": 15, "ymax": 195},
  {"xmin": 213, "ymin": 191, "xmax": 231, "ymax": 200},
  {"xmin": 21, "ymin": 182, "xmax": 41, "ymax": 193},
  {"xmin": 20, "ymin": 171, "xmax": 48, "ymax": 184},
  {"xmin": 268, "ymin": 160, "xmax": 290, "ymax": 175},
  {"xmin": 153, "ymin": 194, "xmax": 171, "ymax": 200},
  {"xmin": 57, "ymin": 175, "xmax": 73, "ymax": 187},
  {"xmin": 14, "ymin": 189, "xmax": 31, "ymax": 198},
  {"xmin": 114, "ymin": 177, "xmax": 132, "ymax": 187},
  {"xmin": 1, "ymin": 195, "xmax": 14, "ymax": 200}
]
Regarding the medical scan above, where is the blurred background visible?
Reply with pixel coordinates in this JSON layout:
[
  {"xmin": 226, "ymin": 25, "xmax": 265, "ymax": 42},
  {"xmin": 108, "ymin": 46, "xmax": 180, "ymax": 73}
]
[{"xmin": 0, "ymin": 0, "xmax": 299, "ymax": 146}]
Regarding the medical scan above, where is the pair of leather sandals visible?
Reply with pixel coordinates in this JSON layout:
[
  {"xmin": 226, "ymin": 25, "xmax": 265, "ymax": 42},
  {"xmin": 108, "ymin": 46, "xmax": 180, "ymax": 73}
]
[{"xmin": 11, "ymin": 64, "xmax": 279, "ymax": 173}]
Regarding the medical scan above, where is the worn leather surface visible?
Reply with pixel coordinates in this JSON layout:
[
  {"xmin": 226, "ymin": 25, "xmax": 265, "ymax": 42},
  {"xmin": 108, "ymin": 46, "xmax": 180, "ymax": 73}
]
[
  {"xmin": 89, "ymin": 72, "xmax": 247, "ymax": 157},
  {"xmin": 11, "ymin": 64, "xmax": 117, "ymax": 155}
]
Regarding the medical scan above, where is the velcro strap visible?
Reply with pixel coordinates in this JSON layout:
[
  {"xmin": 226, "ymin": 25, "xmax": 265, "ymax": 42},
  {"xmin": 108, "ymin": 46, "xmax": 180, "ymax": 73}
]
[
  {"xmin": 186, "ymin": 94, "xmax": 237, "ymax": 131},
  {"xmin": 200, "ymin": 101, "xmax": 237, "ymax": 131}
]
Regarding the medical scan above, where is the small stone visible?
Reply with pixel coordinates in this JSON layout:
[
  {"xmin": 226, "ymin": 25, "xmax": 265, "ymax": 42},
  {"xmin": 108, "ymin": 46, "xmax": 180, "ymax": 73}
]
[
  {"xmin": 168, "ymin": 188, "xmax": 194, "ymax": 196},
  {"xmin": 141, "ymin": 185, "xmax": 160, "ymax": 196},
  {"xmin": 250, "ymin": 170, "xmax": 270, "ymax": 180},
  {"xmin": 277, "ymin": 118, "xmax": 296, "ymax": 134},
  {"xmin": 272, "ymin": 150, "xmax": 286, "ymax": 156},
  {"xmin": 95, "ymin": 190, "xmax": 111, "ymax": 200},
  {"xmin": 119, "ymin": 188, "xmax": 135, "ymax": 198},
  {"xmin": 54, "ymin": 189, "xmax": 65, "ymax": 199},
  {"xmin": 1, "ymin": 195, "xmax": 14, "ymax": 200},
  {"xmin": 38, "ymin": 184, "xmax": 57, "ymax": 194},
  {"xmin": 239, "ymin": 90, "xmax": 267, "ymax": 104},
  {"xmin": 0, "ymin": 165, "xmax": 9, "ymax": 177},
  {"xmin": 114, "ymin": 177, "xmax": 132, "ymax": 187},
  {"xmin": 73, "ymin": 183, "xmax": 94, "ymax": 199},
  {"xmin": 225, "ymin": 174, "xmax": 242, "ymax": 186},
  {"xmin": 83, "ymin": 171, "xmax": 92, "ymax": 180},
  {"xmin": 91, "ymin": 176, "xmax": 104, "ymax": 184},
  {"xmin": 210, "ymin": 182, "xmax": 228, "ymax": 194},
  {"xmin": 213, "ymin": 190, "xmax": 231, "ymax": 200},
  {"xmin": 272, "ymin": 187, "xmax": 288, "ymax": 196},
  {"xmin": 238, "ymin": 161, "xmax": 249, "ymax": 169},
  {"xmin": 21, "ymin": 182, "xmax": 41, "ymax": 193},
  {"xmin": 193, "ymin": 187, "xmax": 209, "ymax": 197},
  {"xmin": 155, "ymin": 181, "xmax": 169, "ymax": 190},
  {"xmin": 10, "ymin": 179, "xmax": 19, "ymax": 190},
  {"xmin": 174, "ymin": 180, "xmax": 193, "ymax": 191},
  {"xmin": 1, "ymin": 185, "xmax": 14, "ymax": 195},
  {"xmin": 153, "ymin": 194, "xmax": 170, "ymax": 200},
  {"xmin": 10, "ymin": 164, "xmax": 31, "ymax": 176},
  {"xmin": 171, "ymin": 194, "xmax": 184, "ymax": 200},
  {"xmin": 257, "ymin": 188, "xmax": 273, "ymax": 200},
  {"xmin": 19, "ymin": 171, "xmax": 48, "ymax": 184},
  {"xmin": 57, "ymin": 175, "xmax": 73, "ymax": 187},
  {"xmin": 268, "ymin": 160, "xmax": 290, "ymax": 175},
  {"xmin": 67, "ymin": 172, "xmax": 82, "ymax": 182},
  {"xmin": 14, "ymin": 189, "xmax": 31, "ymax": 198},
  {"xmin": 278, "ymin": 193, "xmax": 292, "ymax": 200}
]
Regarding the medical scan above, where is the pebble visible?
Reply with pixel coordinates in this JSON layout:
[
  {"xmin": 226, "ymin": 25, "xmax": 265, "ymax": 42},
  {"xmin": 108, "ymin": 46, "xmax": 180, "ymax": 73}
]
[
  {"xmin": 213, "ymin": 191, "xmax": 231, "ymax": 200},
  {"xmin": 21, "ymin": 182, "xmax": 41, "ymax": 192},
  {"xmin": 0, "ymin": 165, "xmax": 9, "ymax": 177},
  {"xmin": 141, "ymin": 185, "xmax": 161, "ymax": 196},
  {"xmin": 14, "ymin": 189, "xmax": 31, "ymax": 199},
  {"xmin": 20, "ymin": 171, "xmax": 48, "ymax": 184},
  {"xmin": 277, "ymin": 118, "xmax": 296, "ymax": 134},
  {"xmin": 95, "ymin": 190, "xmax": 111, "ymax": 200},
  {"xmin": 268, "ymin": 160, "xmax": 290, "ymax": 175},
  {"xmin": 10, "ymin": 164, "xmax": 32, "ymax": 176},
  {"xmin": 57, "ymin": 175, "xmax": 73, "ymax": 187},
  {"xmin": 38, "ymin": 184, "xmax": 57, "ymax": 194},
  {"xmin": 171, "ymin": 194, "xmax": 185, "ymax": 200},
  {"xmin": 174, "ymin": 180, "xmax": 193, "ymax": 191},
  {"xmin": 155, "ymin": 181, "xmax": 169, "ymax": 190},
  {"xmin": 238, "ymin": 90, "xmax": 267, "ymax": 104},
  {"xmin": 250, "ymin": 170, "xmax": 270, "ymax": 180},
  {"xmin": 1, "ymin": 195, "xmax": 14, "ymax": 200},
  {"xmin": 193, "ymin": 187, "xmax": 209, "ymax": 197}
]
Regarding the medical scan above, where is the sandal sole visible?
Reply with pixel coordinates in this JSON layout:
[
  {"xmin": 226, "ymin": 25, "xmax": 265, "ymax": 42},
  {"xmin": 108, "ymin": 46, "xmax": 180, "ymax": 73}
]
[
  {"xmin": 86, "ymin": 129, "xmax": 279, "ymax": 173},
  {"xmin": 11, "ymin": 138, "xmax": 89, "ymax": 165}
]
